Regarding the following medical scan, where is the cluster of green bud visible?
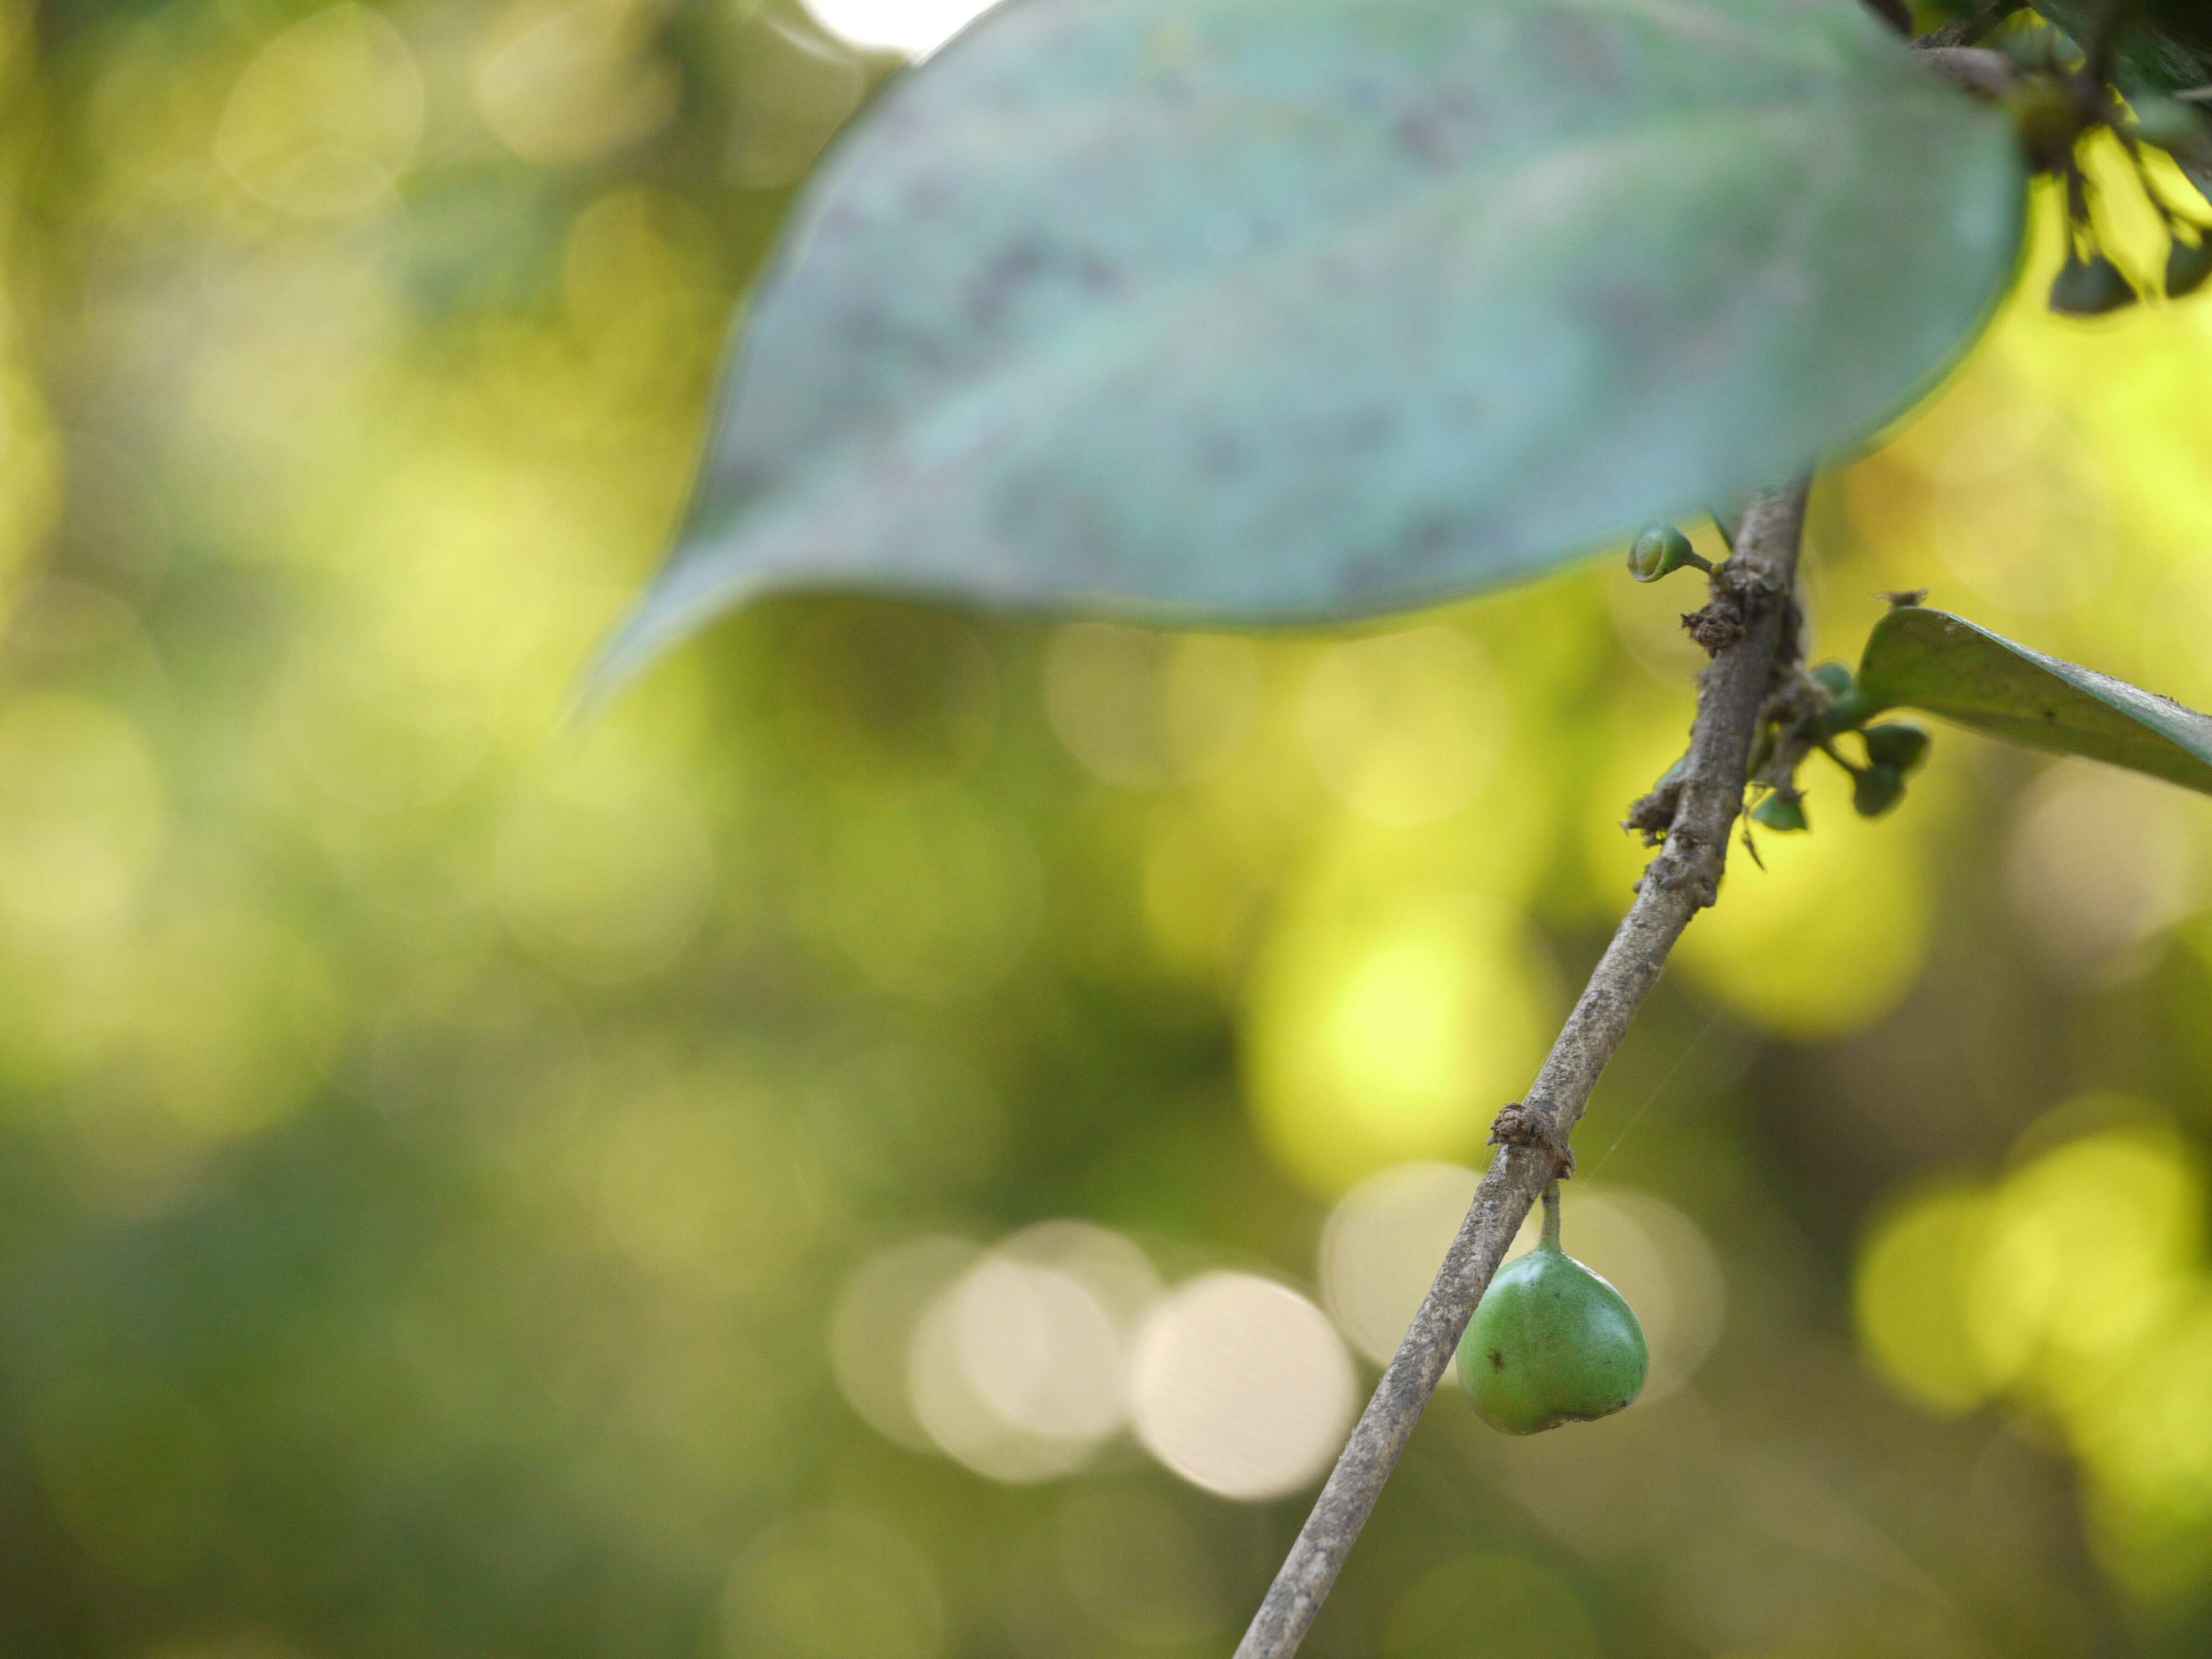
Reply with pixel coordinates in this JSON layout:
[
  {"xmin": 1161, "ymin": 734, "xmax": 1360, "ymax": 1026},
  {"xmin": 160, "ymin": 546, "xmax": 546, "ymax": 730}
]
[
  {"xmin": 1811, "ymin": 660, "xmax": 1875, "ymax": 734},
  {"xmin": 2132, "ymin": 95, "xmax": 2212, "ymax": 302},
  {"xmin": 1739, "ymin": 664, "xmax": 1934, "ymax": 838},
  {"xmin": 1992, "ymin": 43, "xmax": 2212, "ymax": 317},
  {"xmin": 2051, "ymin": 86, "xmax": 2212, "ymax": 314}
]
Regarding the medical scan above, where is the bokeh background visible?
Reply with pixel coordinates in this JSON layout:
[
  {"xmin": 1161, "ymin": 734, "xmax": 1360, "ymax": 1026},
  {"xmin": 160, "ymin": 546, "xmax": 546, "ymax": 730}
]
[{"xmin": 2, "ymin": 2, "xmax": 2212, "ymax": 1656}]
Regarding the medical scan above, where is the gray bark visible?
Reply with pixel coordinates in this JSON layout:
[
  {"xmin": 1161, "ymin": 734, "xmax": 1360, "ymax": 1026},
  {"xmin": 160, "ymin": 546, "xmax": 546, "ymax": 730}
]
[{"xmin": 1232, "ymin": 478, "xmax": 1811, "ymax": 1659}]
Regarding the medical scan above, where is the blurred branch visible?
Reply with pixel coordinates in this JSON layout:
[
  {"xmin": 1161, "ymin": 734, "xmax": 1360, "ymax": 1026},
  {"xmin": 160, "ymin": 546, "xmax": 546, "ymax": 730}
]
[
  {"xmin": 1232, "ymin": 478, "xmax": 1811, "ymax": 1659},
  {"xmin": 1921, "ymin": 46, "xmax": 2021, "ymax": 97}
]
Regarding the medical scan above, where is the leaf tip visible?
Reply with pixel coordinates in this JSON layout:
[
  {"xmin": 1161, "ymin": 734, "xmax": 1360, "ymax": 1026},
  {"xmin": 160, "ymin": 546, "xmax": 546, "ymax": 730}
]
[{"xmin": 570, "ymin": 550, "xmax": 770, "ymax": 722}]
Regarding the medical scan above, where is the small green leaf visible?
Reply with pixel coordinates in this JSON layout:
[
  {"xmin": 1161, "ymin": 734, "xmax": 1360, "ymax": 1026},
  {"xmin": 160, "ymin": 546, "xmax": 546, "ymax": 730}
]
[
  {"xmin": 1861, "ymin": 722, "xmax": 1930, "ymax": 773},
  {"xmin": 596, "ymin": 0, "xmax": 2025, "ymax": 690},
  {"xmin": 1854, "ymin": 607, "xmax": 2212, "ymax": 794},
  {"xmin": 1852, "ymin": 761, "xmax": 1906, "ymax": 817},
  {"xmin": 1751, "ymin": 791, "xmax": 1809, "ymax": 833}
]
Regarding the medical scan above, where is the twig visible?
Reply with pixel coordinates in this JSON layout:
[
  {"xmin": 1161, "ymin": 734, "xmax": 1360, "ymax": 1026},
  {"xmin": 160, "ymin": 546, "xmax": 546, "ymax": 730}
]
[
  {"xmin": 1918, "ymin": 46, "xmax": 2019, "ymax": 98},
  {"xmin": 1230, "ymin": 477, "xmax": 1811, "ymax": 1659}
]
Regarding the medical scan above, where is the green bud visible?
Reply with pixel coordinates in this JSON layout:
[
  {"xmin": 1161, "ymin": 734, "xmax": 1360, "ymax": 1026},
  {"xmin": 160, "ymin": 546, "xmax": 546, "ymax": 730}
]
[
  {"xmin": 2131, "ymin": 95, "xmax": 2208, "ymax": 155},
  {"xmin": 2050, "ymin": 252, "xmax": 2138, "ymax": 317},
  {"xmin": 1853, "ymin": 762, "xmax": 1906, "ymax": 818},
  {"xmin": 1818, "ymin": 689, "xmax": 1879, "ymax": 735},
  {"xmin": 1627, "ymin": 524, "xmax": 1702, "ymax": 583},
  {"xmin": 1751, "ymin": 791, "xmax": 1808, "ymax": 833},
  {"xmin": 1458, "ymin": 1240, "xmax": 1648, "ymax": 1435},
  {"xmin": 1861, "ymin": 722, "xmax": 1929, "ymax": 774},
  {"xmin": 1811, "ymin": 662, "xmax": 1854, "ymax": 701},
  {"xmin": 2168, "ymin": 235, "xmax": 2212, "ymax": 301}
]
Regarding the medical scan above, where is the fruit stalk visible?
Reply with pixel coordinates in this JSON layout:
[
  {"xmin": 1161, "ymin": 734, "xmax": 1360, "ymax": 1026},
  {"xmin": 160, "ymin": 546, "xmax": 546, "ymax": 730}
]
[{"xmin": 1232, "ymin": 477, "xmax": 1809, "ymax": 1659}]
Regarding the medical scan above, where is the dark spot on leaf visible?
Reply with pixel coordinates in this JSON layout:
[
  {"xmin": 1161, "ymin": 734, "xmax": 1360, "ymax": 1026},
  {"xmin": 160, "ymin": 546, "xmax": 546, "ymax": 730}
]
[
  {"xmin": 1200, "ymin": 433, "xmax": 1246, "ymax": 478},
  {"xmin": 1394, "ymin": 112, "xmax": 1457, "ymax": 169},
  {"xmin": 1339, "ymin": 408, "xmax": 1391, "ymax": 452},
  {"xmin": 969, "ymin": 242, "xmax": 1048, "ymax": 331}
]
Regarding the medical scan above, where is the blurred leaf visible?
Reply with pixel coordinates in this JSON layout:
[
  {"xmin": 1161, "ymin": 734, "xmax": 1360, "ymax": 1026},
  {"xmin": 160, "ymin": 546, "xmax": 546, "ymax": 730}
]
[
  {"xmin": 1856, "ymin": 607, "xmax": 2212, "ymax": 794},
  {"xmin": 2034, "ymin": 1, "xmax": 2212, "ymax": 205},
  {"xmin": 2035, "ymin": 1, "xmax": 2212, "ymax": 91},
  {"xmin": 595, "ymin": 0, "xmax": 2025, "ymax": 689}
]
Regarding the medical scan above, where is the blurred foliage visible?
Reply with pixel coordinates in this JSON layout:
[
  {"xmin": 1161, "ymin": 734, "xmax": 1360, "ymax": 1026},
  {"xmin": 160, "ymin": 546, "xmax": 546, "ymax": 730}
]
[{"xmin": 0, "ymin": 4, "xmax": 2210, "ymax": 1659}]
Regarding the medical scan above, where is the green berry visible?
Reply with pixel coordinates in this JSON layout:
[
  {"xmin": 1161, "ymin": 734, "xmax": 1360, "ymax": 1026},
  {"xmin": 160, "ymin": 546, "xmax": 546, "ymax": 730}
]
[
  {"xmin": 2050, "ymin": 253, "xmax": 2138, "ymax": 317},
  {"xmin": 1751, "ymin": 791, "xmax": 1808, "ymax": 833},
  {"xmin": 1853, "ymin": 762, "xmax": 1906, "ymax": 818},
  {"xmin": 1627, "ymin": 524, "xmax": 1701, "ymax": 583},
  {"xmin": 1811, "ymin": 662, "xmax": 1855, "ymax": 701},
  {"xmin": 2168, "ymin": 236, "xmax": 2212, "ymax": 301},
  {"xmin": 1458, "ymin": 1238, "xmax": 1648, "ymax": 1436},
  {"xmin": 1861, "ymin": 723, "xmax": 1929, "ymax": 774}
]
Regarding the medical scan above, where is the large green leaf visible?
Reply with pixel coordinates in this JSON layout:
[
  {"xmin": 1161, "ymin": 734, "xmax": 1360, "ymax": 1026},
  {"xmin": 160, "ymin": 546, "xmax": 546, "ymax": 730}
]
[
  {"xmin": 1855, "ymin": 607, "xmax": 2212, "ymax": 795},
  {"xmin": 598, "ymin": 0, "xmax": 2024, "ymax": 688}
]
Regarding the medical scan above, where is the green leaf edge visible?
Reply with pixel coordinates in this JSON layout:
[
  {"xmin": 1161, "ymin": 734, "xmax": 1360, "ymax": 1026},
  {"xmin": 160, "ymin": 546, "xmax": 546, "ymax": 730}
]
[{"xmin": 1855, "ymin": 606, "xmax": 2212, "ymax": 796}]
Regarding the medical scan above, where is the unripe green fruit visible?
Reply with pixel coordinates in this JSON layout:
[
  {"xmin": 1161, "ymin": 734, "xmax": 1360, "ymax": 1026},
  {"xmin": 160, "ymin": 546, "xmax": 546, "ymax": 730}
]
[
  {"xmin": 1811, "ymin": 662, "xmax": 1855, "ymax": 702},
  {"xmin": 1751, "ymin": 791, "xmax": 1808, "ymax": 833},
  {"xmin": 2168, "ymin": 236, "xmax": 2212, "ymax": 301},
  {"xmin": 1627, "ymin": 524, "xmax": 1699, "ymax": 583},
  {"xmin": 2050, "ymin": 252, "xmax": 2137, "ymax": 317},
  {"xmin": 1861, "ymin": 722, "xmax": 1929, "ymax": 773},
  {"xmin": 1458, "ymin": 1240, "xmax": 1648, "ymax": 1436},
  {"xmin": 1853, "ymin": 761, "xmax": 1906, "ymax": 818}
]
